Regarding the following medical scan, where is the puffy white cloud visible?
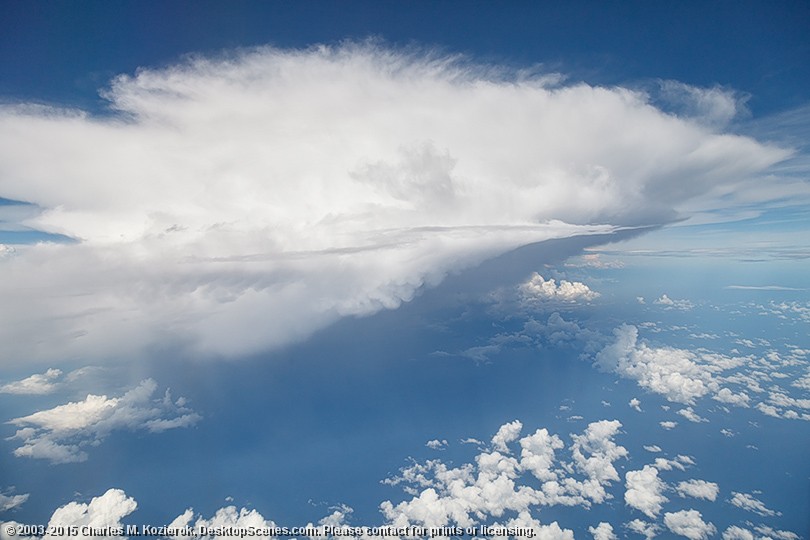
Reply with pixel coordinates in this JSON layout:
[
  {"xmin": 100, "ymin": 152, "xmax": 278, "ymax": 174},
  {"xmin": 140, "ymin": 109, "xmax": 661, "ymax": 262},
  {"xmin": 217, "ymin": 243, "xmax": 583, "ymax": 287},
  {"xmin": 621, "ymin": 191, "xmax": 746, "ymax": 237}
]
[
  {"xmin": 491, "ymin": 420, "xmax": 523, "ymax": 453},
  {"xmin": 0, "ymin": 368, "xmax": 62, "ymax": 394},
  {"xmin": 713, "ymin": 387, "xmax": 751, "ymax": 407},
  {"xmin": 629, "ymin": 398, "xmax": 642, "ymax": 412},
  {"xmin": 654, "ymin": 295, "xmax": 694, "ymax": 310},
  {"xmin": 728, "ymin": 492, "xmax": 780, "ymax": 517},
  {"xmin": 596, "ymin": 325, "xmax": 719, "ymax": 404},
  {"xmin": 426, "ymin": 439, "xmax": 448, "ymax": 450},
  {"xmin": 0, "ymin": 44, "xmax": 790, "ymax": 366},
  {"xmin": 675, "ymin": 480, "xmax": 719, "ymax": 501},
  {"xmin": 624, "ymin": 519, "xmax": 659, "ymax": 539},
  {"xmin": 663, "ymin": 509, "xmax": 716, "ymax": 540},
  {"xmin": 624, "ymin": 465, "xmax": 668, "ymax": 519},
  {"xmin": 588, "ymin": 522, "xmax": 617, "ymax": 540},
  {"xmin": 381, "ymin": 419, "xmax": 627, "ymax": 528},
  {"xmin": 659, "ymin": 421, "xmax": 678, "ymax": 430},
  {"xmin": 519, "ymin": 273, "xmax": 600, "ymax": 304},
  {"xmin": 721, "ymin": 526, "xmax": 755, "ymax": 540},
  {"xmin": 0, "ymin": 489, "xmax": 139, "ymax": 540},
  {"xmin": 7, "ymin": 379, "xmax": 200, "ymax": 463}
]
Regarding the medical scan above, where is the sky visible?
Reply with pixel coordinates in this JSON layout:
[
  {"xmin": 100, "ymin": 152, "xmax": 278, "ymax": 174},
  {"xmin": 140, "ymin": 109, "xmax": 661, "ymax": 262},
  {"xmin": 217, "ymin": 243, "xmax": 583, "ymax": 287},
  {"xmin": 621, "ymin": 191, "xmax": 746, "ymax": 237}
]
[{"xmin": 1, "ymin": 2, "xmax": 809, "ymax": 540}]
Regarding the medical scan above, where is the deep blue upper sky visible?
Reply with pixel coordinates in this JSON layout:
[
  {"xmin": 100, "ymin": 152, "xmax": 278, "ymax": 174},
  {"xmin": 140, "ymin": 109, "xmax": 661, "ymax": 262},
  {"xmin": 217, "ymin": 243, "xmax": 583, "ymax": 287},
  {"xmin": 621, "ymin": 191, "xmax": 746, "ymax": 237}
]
[{"xmin": 1, "ymin": 1, "xmax": 809, "ymax": 114}]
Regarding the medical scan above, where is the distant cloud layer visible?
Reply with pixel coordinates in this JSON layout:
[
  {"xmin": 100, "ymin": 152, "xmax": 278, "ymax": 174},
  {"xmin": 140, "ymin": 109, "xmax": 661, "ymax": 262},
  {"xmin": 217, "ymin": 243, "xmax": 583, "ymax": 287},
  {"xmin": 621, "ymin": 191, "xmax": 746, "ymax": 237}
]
[{"xmin": 0, "ymin": 43, "xmax": 791, "ymax": 366}]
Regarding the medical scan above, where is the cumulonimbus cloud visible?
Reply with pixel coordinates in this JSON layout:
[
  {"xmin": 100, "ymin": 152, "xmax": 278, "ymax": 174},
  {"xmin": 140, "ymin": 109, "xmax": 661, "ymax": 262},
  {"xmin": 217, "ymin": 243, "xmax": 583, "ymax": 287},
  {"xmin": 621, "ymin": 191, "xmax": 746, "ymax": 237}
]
[{"xmin": 0, "ymin": 43, "xmax": 792, "ymax": 365}]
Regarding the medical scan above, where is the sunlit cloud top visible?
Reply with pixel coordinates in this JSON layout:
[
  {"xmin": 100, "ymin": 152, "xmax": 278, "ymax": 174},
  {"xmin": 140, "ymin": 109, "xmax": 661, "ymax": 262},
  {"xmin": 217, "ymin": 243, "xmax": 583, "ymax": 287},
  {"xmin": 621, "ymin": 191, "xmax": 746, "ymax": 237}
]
[{"xmin": 0, "ymin": 43, "xmax": 793, "ymax": 365}]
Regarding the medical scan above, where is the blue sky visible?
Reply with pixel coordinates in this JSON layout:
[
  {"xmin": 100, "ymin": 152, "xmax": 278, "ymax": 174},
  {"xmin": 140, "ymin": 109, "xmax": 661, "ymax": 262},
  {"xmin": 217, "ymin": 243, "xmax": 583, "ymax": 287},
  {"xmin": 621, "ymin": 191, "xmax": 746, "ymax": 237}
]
[{"xmin": 1, "ymin": 3, "xmax": 809, "ymax": 540}]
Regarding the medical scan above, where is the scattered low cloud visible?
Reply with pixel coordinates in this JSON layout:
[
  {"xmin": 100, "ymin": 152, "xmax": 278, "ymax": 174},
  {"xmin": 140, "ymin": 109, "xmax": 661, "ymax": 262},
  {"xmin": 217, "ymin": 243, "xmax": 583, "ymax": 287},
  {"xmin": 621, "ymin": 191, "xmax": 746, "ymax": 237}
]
[
  {"xmin": 7, "ymin": 379, "xmax": 200, "ymax": 463},
  {"xmin": 676, "ymin": 480, "xmax": 719, "ymax": 501},
  {"xmin": 381, "ymin": 419, "xmax": 627, "ymax": 529},
  {"xmin": 0, "ymin": 489, "xmax": 28, "ymax": 513},
  {"xmin": 728, "ymin": 492, "xmax": 781, "ymax": 517},
  {"xmin": 677, "ymin": 407, "xmax": 708, "ymax": 423},
  {"xmin": 589, "ymin": 522, "xmax": 618, "ymax": 540},
  {"xmin": 624, "ymin": 465, "xmax": 668, "ymax": 519},
  {"xmin": 654, "ymin": 294, "xmax": 694, "ymax": 310},
  {"xmin": 519, "ymin": 273, "xmax": 600, "ymax": 304},
  {"xmin": 425, "ymin": 439, "xmax": 448, "ymax": 450},
  {"xmin": 625, "ymin": 518, "xmax": 659, "ymax": 539},
  {"xmin": 0, "ymin": 369, "xmax": 62, "ymax": 395},
  {"xmin": 596, "ymin": 325, "xmax": 719, "ymax": 404},
  {"xmin": 663, "ymin": 509, "xmax": 716, "ymax": 540}
]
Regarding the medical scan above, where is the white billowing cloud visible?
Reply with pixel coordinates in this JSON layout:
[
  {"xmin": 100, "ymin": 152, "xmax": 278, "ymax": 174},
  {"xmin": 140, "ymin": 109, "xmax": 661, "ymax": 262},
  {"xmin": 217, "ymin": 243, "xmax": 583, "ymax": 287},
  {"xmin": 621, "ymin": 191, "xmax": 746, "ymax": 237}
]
[
  {"xmin": 426, "ymin": 439, "xmax": 448, "ymax": 450},
  {"xmin": 663, "ymin": 509, "xmax": 716, "ymax": 540},
  {"xmin": 381, "ymin": 419, "xmax": 626, "ymax": 529},
  {"xmin": 0, "ymin": 368, "xmax": 62, "ymax": 394},
  {"xmin": 491, "ymin": 420, "xmax": 523, "ymax": 453},
  {"xmin": 624, "ymin": 465, "xmax": 668, "ymax": 519},
  {"xmin": 0, "ymin": 44, "xmax": 790, "ymax": 366},
  {"xmin": 0, "ymin": 489, "xmax": 138, "ymax": 540},
  {"xmin": 676, "ymin": 480, "xmax": 719, "ymax": 501},
  {"xmin": 589, "ymin": 522, "xmax": 617, "ymax": 540},
  {"xmin": 168, "ymin": 505, "xmax": 278, "ymax": 540},
  {"xmin": 713, "ymin": 387, "xmax": 751, "ymax": 407},
  {"xmin": 729, "ymin": 492, "xmax": 780, "ymax": 517},
  {"xmin": 519, "ymin": 273, "xmax": 600, "ymax": 304},
  {"xmin": 7, "ymin": 379, "xmax": 200, "ymax": 463},
  {"xmin": 596, "ymin": 325, "xmax": 720, "ymax": 404},
  {"xmin": 624, "ymin": 519, "xmax": 659, "ymax": 539},
  {"xmin": 629, "ymin": 398, "xmax": 642, "ymax": 412}
]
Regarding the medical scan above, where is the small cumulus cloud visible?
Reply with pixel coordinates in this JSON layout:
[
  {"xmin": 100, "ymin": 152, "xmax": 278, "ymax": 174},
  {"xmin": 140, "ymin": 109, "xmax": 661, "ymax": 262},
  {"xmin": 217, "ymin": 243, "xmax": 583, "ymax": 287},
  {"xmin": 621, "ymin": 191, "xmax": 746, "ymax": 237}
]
[
  {"xmin": 663, "ymin": 509, "xmax": 716, "ymax": 540},
  {"xmin": 676, "ymin": 480, "xmax": 719, "ymax": 501},
  {"xmin": 425, "ymin": 439, "xmax": 448, "ymax": 450},
  {"xmin": 588, "ymin": 522, "xmax": 617, "ymax": 540},
  {"xmin": 7, "ymin": 379, "xmax": 200, "ymax": 463},
  {"xmin": 654, "ymin": 294, "xmax": 694, "ymax": 310},
  {"xmin": 0, "ymin": 368, "xmax": 62, "ymax": 395},
  {"xmin": 728, "ymin": 491, "xmax": 781, "ymax": 517},
  {"xmin": 519, "ymin": 273, "xmax": 600, "ymax": 304},
  {"xmin": 596, "ymin": 325, "xmax": 718, "ymax": 404},
  {"xmin": 677, "ymin": 407, "xmax": 709, "ymax": 423},
  {"xmin": 624, "ymin": 465, "xmax": 668, "ymax": 519}
]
